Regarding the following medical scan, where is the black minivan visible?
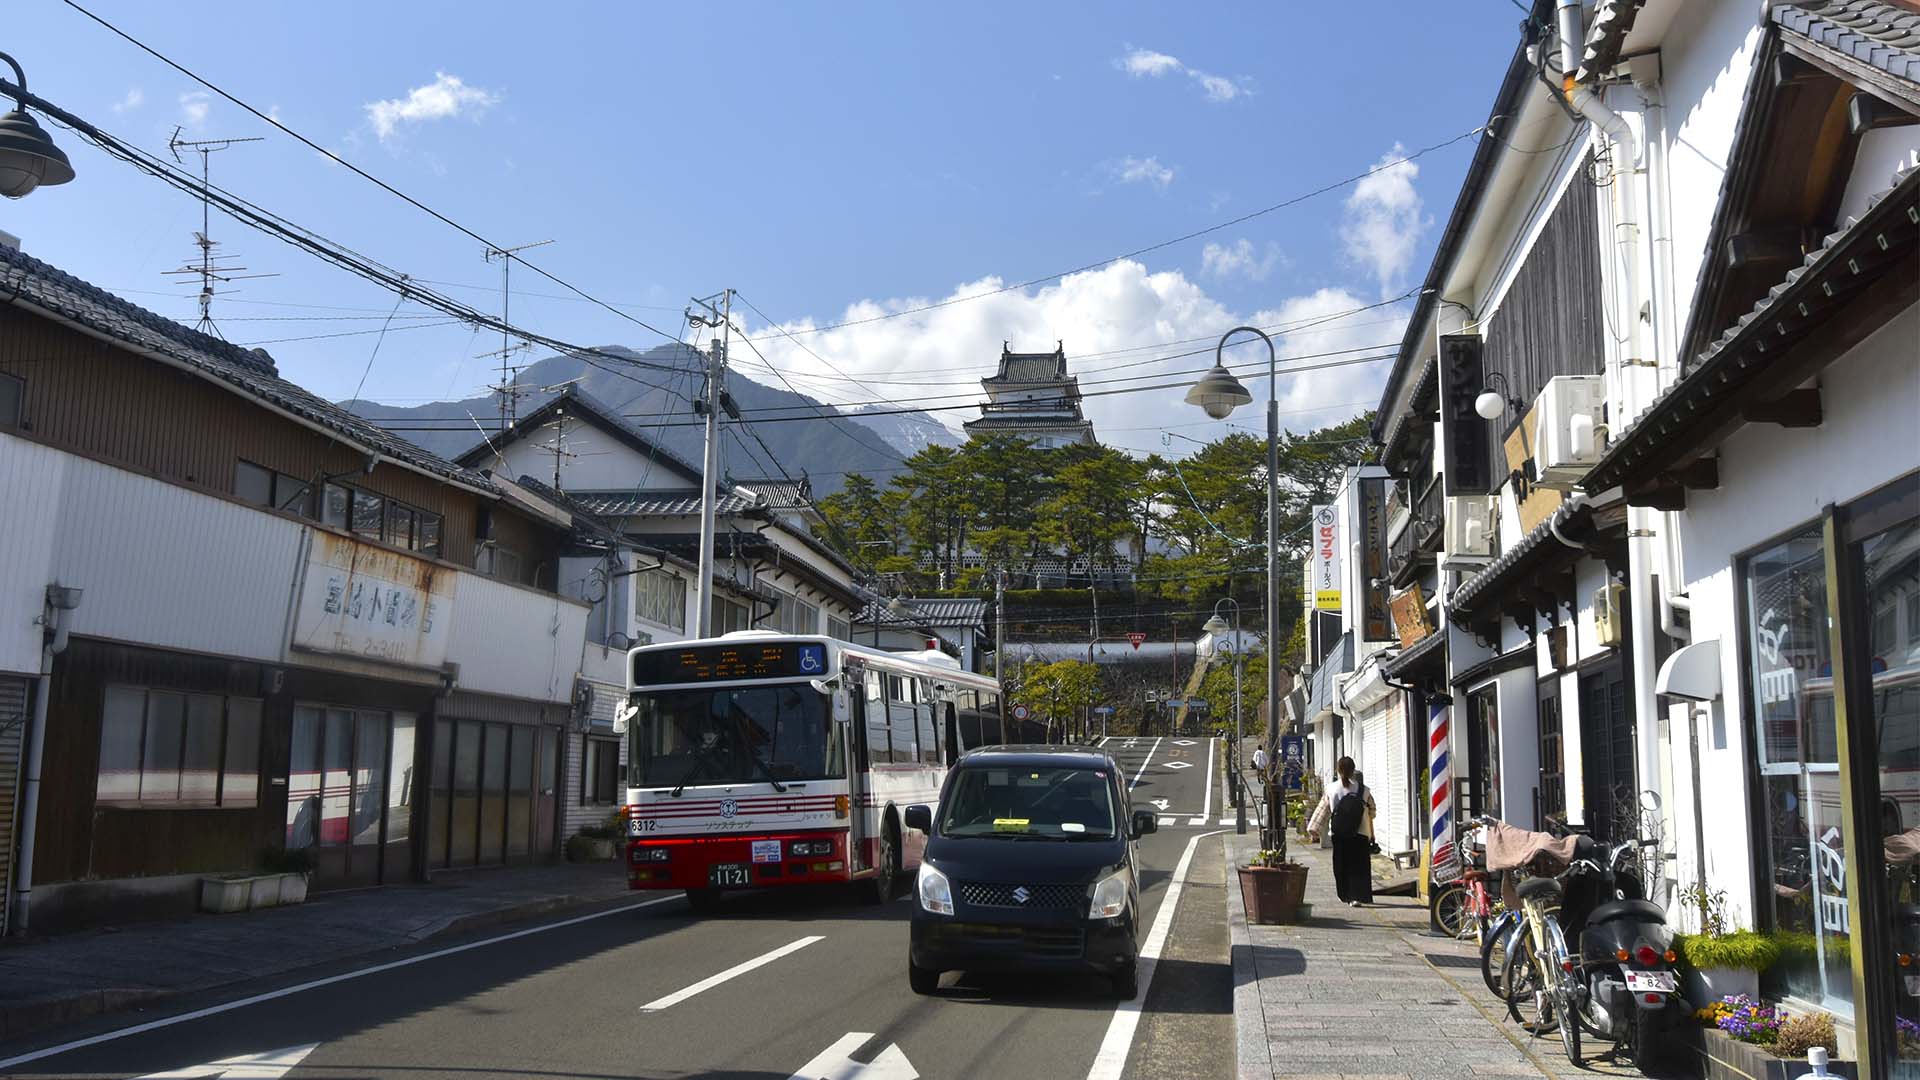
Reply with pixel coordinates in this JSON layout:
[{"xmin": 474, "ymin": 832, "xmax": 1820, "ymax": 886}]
[{"xmin": 903, "ymin": 745, "xmax": 1157, "ymax": 997}]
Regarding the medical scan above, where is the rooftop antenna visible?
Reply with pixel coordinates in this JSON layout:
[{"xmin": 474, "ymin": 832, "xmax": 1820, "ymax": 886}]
[
  {"xmin": 162, "ymin": 127, "xmax": 273, "ymax": 337},
  {"xmin": 481, "ymin": 239, "xmax": 554, "ymax": 429}
]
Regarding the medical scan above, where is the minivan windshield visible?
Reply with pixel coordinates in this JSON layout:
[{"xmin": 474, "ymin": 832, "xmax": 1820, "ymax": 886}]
[{"xmin": 939, "ymin": 765, "xmax": 1115, "ymax": 839}]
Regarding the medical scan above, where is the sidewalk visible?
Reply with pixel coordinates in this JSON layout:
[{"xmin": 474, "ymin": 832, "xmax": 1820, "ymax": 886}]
[
  {"xmin": 1226, "ymin": 833, "xmax": 1654, "ymax": 1080},
  {"xmin": 0, "ymin": 863, "xmax": 633, "ymax": 1043}
]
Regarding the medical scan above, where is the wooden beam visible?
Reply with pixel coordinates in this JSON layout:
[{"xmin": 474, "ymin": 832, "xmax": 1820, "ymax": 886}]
[
  {"xmin": 1726, "ymin": 228, "xmax": 1813, "ymax": 270},
  {"xmin": 1625, "ymin": 475, "xmax": 1687, "ymax": 511},
  {"xmin": 1742, "ymin": 388, "xmax": 1824, "ymax": 427},
  {"xmin": 1673, "ymin": 457, "xmax": 1721, "ymax": 491},
  {"xmin": 1850, "ymin": 92, "xmax": 1920, "ymax": 135}
]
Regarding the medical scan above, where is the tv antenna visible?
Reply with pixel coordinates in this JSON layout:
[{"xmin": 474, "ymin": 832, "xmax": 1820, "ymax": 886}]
[
  {"xmin": 481, "ymin": 239, "xmax": 554, "ymax": 428},
  {"xmin": 162, "ymin": 128, "xmax": 274, "ymax": 336}
]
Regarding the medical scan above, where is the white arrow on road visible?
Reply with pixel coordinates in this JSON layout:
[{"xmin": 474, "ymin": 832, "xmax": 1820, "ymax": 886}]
[
  {"xmin": 137, "ymin": 1044, "xmax": 317, "ymax": 1079},
  {"xmin": 789, "ymin": 1032, "xmax": 918, "ymax": 1080},
  {"xmin": 1150, "ymin": 797, "xmax": 1170, "ymax": 810}
]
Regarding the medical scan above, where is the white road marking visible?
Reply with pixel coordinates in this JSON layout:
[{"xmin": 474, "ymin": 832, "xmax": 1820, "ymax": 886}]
[
  {"xmin": 137, "ymin": 1043, "xmax": 317, "ymax": 1079},
  {"xmin": 1086, "ymin": 829, "xmax": 1227, "ymax": 1080},
  {"xmin": 1200, "ymin": 737, "xmax": 1216, "ymax": 823},
  {"xmin": 1096, "ymin": 736, "xmax": 1110, "ymax": 747},
  {"xmin": 1126, "ymin": 736, "xmax": 1162, "ymax": 791},
  {"xmin": 640, "ymin": 935, "xmax": 824, "ymax": 1011},
  {"xmin": 0, "ymin": 894, "xmax": 686, "ymax": 1071},
  {"xmin": 1187, "ymin": 817, "xmax": 1206, "ymax": 826},
  {"xmin": 1218, "ymin": 817, "xmax": 1235, "ymax": 826},
  {"xmin": 789, "ymin": 1031, "xmax": 919, "ymax": 1079},
  {"xmin": 1161, "ymin": 760, "xmax": 1192, "ymax": 770}
]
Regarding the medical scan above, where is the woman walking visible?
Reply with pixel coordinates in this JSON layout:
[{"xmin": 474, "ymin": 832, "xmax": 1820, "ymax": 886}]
[{"xmin": 1306, "ymin": 756, "xmax": 1376, "ymax": 906}]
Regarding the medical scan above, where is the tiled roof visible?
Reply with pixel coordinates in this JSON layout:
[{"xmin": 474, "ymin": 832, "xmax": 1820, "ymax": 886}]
[
  {"xmin": 567, "ymin": 489, "xmax": 760, "ymax": 517},
  {"xmin": 1383, "ymin": 627, "xmax": 1447, "ymax": 680},
  {"xmin": 987, "ymin": 347, "xmax": 1068, "ymax": 384},
  {"xmin": 1583, "ymin": 164, "xmax": 1920, "ymax": 493},
  {"xmin": 1449, "ymin": 501, "xmax": 1596, "ymax": 618},
  {"xmin": 0, "ymin": 243, "xmax": 496, "ymax": 493},
  {"xmin": 733, "ymin": 478, "xmax": 812, "ymax": 511},
  {"xmin": 454, "ymin": 384, "xmax": 703, "ymax": 483},
  {"xmin": 857, "ymin": 598, "xmax": 988, "ymax": 629},
  {"xmin": 1775, "ymin": 0, "xmax": 1920, "ymax": 81}
]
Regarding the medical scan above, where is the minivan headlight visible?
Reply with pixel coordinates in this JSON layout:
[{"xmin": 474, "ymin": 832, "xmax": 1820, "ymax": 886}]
[
  {"xmin": 1089, "ymin": 868, "xmax": 1129, "ymax": 919},
  {"xmin": 917, "ymin": 862, "xmax": 954, "ymax": 916}
]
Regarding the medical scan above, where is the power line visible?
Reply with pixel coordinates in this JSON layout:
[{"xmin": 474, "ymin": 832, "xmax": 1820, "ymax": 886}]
[
  {"xmin": 743, "ymin": 129, "xmax": 1481, "ymax": 341},
  {"xmin": 58, "ymin": 0, "xmax": 681, "ymax": 345}
]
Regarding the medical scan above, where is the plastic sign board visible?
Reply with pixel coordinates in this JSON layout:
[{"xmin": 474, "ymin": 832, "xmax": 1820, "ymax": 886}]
[
  {"xmin": 1310, "ymin": 504, "xmax": 1342, "ymax": 610},
  {"xmin": 1280, "ymin": 734, "xmax": 1306, "ymax": 791},
  {"xmin": 1127, "ymin": 632, "xmax": 1147, "ymax": 650}
]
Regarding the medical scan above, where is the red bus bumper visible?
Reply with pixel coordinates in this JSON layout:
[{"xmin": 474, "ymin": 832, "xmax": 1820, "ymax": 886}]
[{"xmin": 625, "ymin": 831, "xmax": 853, "ymax": 891}]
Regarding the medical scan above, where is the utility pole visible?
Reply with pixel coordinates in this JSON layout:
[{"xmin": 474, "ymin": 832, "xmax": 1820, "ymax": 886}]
[
  {"xmin": 993, "ymin": 568, "xmax": 1007, "ymax": 741},
  {"xmin": 481, "ymin": 239, "xmax": 552, "ymax": 429},
  {"xmin": 686, "ymin": 290, "xmax": 733, "ymax": 638}
]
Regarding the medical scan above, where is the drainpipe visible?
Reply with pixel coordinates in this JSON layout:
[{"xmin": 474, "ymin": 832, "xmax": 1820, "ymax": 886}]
[{"xmin": 13, "ymin": 584, "xmax": 81, "ymax": 936}]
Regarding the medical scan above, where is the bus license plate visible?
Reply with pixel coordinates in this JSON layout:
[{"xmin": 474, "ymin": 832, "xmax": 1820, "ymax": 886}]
[
  {"xmin": 709, "ymin": 863, "xmax": 752, "ymax": 888},
  {"xmin": 1624, "ymin": 970, "xmax": 1676, "ymax": 993}
]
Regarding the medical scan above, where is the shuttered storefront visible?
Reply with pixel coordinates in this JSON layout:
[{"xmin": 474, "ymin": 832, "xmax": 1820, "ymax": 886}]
[{"xmin": 0, "ymin": 677, "xmax": 31, "ymax": 937}]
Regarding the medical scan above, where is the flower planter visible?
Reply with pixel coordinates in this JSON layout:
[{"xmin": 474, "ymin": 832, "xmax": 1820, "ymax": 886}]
[
  {"xmin": 1238, "ymin": 863, "xmax": 1309, "ymax": 925},
  {"xmin": 590, "ymin": 839, "xmax": 615, "ymax": 862},
  {"xmin": 198, "ymin": 872, "xmax": 310, "ymax": 915},
  {"xmin": 1680, "ymin": 1023, "xmax": 1857, "ymax": 1080}
]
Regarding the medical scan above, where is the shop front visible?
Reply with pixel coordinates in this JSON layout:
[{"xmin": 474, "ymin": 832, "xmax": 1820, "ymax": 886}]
[{"xmin": 424, "ymin": 691, "xmax": 564, "ymax": 872}]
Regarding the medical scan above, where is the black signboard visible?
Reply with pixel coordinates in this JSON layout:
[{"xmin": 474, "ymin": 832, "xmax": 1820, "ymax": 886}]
[
  {"xmin": 631, "ymin": 640, "xmax": 829, "ymax": 685},
  {"xmin": 1359, "ymin": 477, "xmax": 1393, "ymax": 642},
  {"xmin": 1441, "ymin": 334, "xmax": 1492, "ymax": 495}
]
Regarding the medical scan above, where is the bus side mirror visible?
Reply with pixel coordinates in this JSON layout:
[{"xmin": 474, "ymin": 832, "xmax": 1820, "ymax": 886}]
[{"xmin": 904, "ymin": 804, "xmax": 933, "ymax": 833}]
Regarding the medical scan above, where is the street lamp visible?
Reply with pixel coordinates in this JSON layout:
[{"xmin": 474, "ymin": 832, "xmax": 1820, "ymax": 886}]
[
  {"xmin": 1204, "ymin": 598, "xmax": 1247, "ymax": 836},
  {"xmin": 0, "ymin": 53, "xmax": 75, "ymax": 199},
  {"xmin": 1186, "ymin": 326, "xmax": 1285, "ymax": 856}
]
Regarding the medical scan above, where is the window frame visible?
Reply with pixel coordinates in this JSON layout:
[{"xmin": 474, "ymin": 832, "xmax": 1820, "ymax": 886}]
[
  {"xmin": 95, "ymin": 684, "xmax": 264, "ymax": 810},
  {"xmin": 633, "ymin": 567, "xmax": 688, "ymax": 632},
  {"xmin": 0, "ymin": 370, "xmax": 22, "ymax": 428},
  {"xmin": 582, "ymin": 736, "xmax": 620, "ymax": 806}
]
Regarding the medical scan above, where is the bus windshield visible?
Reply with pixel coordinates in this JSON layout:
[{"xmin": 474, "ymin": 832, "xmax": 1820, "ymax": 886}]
[{"xmin": 629, "ymin": 685, "xmax": 843, "ymax": 788}]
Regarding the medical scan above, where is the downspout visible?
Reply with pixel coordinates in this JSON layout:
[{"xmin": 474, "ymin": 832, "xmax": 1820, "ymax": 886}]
[
  {"xmin": 12, "ymin": 584, "xmax": 79, "ymax": 936},
  {"xmin": 1559, "ymin": 5, "xmax": 1667, "ymax": 844}
]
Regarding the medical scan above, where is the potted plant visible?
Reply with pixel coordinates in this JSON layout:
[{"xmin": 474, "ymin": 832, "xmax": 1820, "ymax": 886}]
[
  {"xmin": 1675, "ymin": 883, "xmax": 1779, "ymax": 1003},
  {"xmin": 1239, "ymin": 848, "xmax": 1309, "ymax": 924}
]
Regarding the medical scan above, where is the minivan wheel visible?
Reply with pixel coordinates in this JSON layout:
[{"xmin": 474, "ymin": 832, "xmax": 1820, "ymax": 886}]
[
  {"xmin": 1110, "ymin": 962, "xmax": 1139, "ymax": 999},
  {"xmin": 909, "ymin": 960, "xmax": 940, "ymax": 995}
]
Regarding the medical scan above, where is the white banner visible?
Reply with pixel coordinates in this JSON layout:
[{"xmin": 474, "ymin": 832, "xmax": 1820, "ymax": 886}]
[
  {"xmin": 1310, "ymin": 504, "xmax": 1341, "ymax": 610},
  {"xmin": 291, "ymin": 532, "xmax": 456, "ymax": 669}
]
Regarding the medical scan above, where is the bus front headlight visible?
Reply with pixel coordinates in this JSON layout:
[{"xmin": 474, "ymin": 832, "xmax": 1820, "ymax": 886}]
[{"xmin": 917, "ymin": 862, "xmax": 954, "ymax": 916}]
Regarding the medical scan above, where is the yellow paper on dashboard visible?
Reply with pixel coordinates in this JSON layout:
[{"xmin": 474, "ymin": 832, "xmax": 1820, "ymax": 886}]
[{"xmin": 993, "ymin": 818, "xmax": 1030, "ymax": 832}]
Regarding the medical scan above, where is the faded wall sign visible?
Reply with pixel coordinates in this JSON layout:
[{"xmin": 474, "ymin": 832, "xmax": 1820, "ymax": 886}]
[{"xmin": 291, "ymin": 532, "xmax": 456, "ymax": 668}]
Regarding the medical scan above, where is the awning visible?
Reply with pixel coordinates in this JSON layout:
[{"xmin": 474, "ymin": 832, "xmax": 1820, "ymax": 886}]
[
  {"xmin": 1448, "ymin": 500, "xmax": 1609, "ymax": 623},
  {"xmin": 1384, "ymin": 627, "xmax": 1447, "ymax": 682}
]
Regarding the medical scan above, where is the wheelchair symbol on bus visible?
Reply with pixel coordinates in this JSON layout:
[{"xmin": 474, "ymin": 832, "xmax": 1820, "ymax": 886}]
[{"xmin": 798, "ymin": 645, "xmax": 825, "ymax": 674}]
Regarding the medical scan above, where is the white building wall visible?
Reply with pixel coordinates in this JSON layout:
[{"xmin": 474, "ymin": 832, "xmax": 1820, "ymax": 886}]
[
  {"xmin": 486, "ymin": 422, "xmax": 697, "ymax": 492},
  {"xmin": 1670, "ymin": 303, "xmax": 1920, "ymax": 929},
  {"xmin": 445, "ymin": 574, "xmax": 590, "ymax": 705}
]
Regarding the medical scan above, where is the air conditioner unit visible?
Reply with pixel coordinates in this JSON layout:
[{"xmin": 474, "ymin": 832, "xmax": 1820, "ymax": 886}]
[
  {"xmin": 1532, "ymin": 375, "xmax": 1607, "ymax": 488},
  {"xmin": 1442, "ymin": 495, "xmax": 1496, "ymax": 568}
]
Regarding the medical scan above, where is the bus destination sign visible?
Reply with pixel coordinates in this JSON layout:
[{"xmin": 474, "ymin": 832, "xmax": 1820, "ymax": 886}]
[{"xmin": 632, "ymin": 641, "xmax": 828, "ymax": 685}]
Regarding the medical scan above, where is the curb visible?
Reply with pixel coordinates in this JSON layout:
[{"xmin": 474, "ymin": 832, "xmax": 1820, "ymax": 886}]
[
  {"xmin": 1223, "ymin": 832, "xmax": 1272, "ymax": 1080},
  {"xmin": 0, "ymin": 890, "xmax": 632, "ymax": 1045}
]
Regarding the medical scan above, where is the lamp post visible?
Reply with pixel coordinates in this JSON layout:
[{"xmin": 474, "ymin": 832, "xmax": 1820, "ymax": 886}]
[
  {"xmin": 1186, "ymin": 326, "xmax": 1284, "ymax": 856},
  {"xmin": 1204, "ymin": 599, "xmax": 1247, "ymax": 835},
  {"xmin": 0, "ymin": 52, "xmax": 77, "ymax": 199}
]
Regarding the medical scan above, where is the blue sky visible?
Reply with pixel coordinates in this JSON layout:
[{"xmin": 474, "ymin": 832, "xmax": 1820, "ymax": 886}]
[{"xmin": 5, "ymin": 2, "xmax": 1525, "ymax": 453}]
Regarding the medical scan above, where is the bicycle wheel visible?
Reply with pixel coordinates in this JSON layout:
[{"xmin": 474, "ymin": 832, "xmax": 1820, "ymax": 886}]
[
  {"xmin": 1430, "ymin": 883, "xmax": 1472, "ymax": 939},
  {"xmin": 1502, "ymin": 931, "xmax": 1557, "ymax": 1035},
  {"xmin": 1480, "ymin": 913, "xmax": 1520, "ymax": 996},
  {"xmin": 1557, "ymin": 981, "xmax": 1582, "ymax": 1064}
]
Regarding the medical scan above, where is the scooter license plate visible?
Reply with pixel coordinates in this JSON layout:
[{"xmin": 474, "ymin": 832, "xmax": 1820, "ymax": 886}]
[
  {"xmin": 1624, "ymin": 970, "xmax": 1677, "ymax": 993},
  {"xmin": 1906, "ymin": 975, "xmax": 1920, "ymax": 997}
]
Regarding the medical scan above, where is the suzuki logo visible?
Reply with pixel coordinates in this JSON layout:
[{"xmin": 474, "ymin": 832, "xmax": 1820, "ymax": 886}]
[
  {"xmin": 719, "ymin": 798, "xmax": 738, "ymax": 820},
  {"xmin": 1012, "ymin": 886, "xmax": 1030, "ymax": 904}
]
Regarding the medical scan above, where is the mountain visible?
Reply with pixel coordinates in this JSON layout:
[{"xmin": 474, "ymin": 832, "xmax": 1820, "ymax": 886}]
[
  {"xmin": 848, "ymin": 405, "xmax": 963, "ymax": 456},
  {"xmin": 342, "ymin": 343, "xmax": 906, "ymax": 496}
]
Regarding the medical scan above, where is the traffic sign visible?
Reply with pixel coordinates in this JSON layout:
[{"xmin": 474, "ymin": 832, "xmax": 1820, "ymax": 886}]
[
  {"xmin": 1093, "ymin": 706, "xmax": 1115, "ymax": 715},
  {"xmin": 1011, "ymin": 703, "xmax": 1031, "ymax": 721},
  {"xmin": 1127, "ymin": 632, "xmax": 1147, "ymax": 650},
  {"xmin": 1164, "ymin": 698, "xmax": 1186, "ymax": 708}
]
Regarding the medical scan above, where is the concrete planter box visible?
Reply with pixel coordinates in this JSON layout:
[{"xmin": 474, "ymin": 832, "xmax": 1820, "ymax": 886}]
[
  {"xmin": 198, "ymin": 873, "xmax": 309, "ymax": 914},
  {"xmin": 1680, "ymin": 1023, "xmax": 1857, "ymax": 1080}
]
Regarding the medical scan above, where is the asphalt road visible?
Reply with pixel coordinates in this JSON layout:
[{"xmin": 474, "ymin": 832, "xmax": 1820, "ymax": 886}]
[{"xmin": 1, "ymin": 736, "xmax": 1233, "ymax": 1080}]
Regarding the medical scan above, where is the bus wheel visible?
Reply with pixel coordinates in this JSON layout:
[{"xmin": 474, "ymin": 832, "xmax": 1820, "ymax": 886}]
[
  {"xmin": 866, "ymin": 826, "xmax": 899, "ymax": 904},
  {"xmin": 685, "ymin": 888, "xmax": 721, "ymax": 914}
]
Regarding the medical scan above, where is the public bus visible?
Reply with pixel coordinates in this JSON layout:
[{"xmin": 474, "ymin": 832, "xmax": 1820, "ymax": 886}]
[{"xmin": 619, "ymin": 631, "xmax": 1003, "ymax": 910}]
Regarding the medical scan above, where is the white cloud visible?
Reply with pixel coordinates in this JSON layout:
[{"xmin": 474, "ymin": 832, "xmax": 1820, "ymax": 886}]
[
  {"xmin": 1114, "ymin": 47, "xmax": 1250, "ymax": 102},
  {"xmin": 1202, "ymin": 238, "xmax": 1282, "ymax": 281},
  {"xmin": 178, "ymin": 91, "xmax": 210, "ymax": 127},
  {"xmin": 1117, "ymin": 48, "xmax": 1183, "ymax": 77},
  {"xmin": 1111, "ymin": 155, "xmax": 1175, "ymax": 189},
  {"xmin": 1340, "ymin": 143, "xmax": 1427, "ymax": 296},
  {"xmin": 111, "ymin": 88, "xmax": 144, "ymax": 113},
  {"xmin": 734, "ymin": 261, "xmax": 1404, "ymax": 448},
  {"xmin": 365, "ymin": 72, "xmax": 500, "ymax": 143}
]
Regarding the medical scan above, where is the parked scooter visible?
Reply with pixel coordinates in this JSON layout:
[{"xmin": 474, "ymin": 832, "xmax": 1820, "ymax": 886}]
[{"xmin": 1559, "ymin": 836, "xmax": 1684, "ymax": 1070}]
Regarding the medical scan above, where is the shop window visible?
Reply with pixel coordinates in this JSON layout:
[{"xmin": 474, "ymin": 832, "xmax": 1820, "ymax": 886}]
[
  {"xmin": 634, "ymin": 568, "xmax": 687, "ymax": 632},
  {"xmin": 0, "ymin": 372, "xmax": 22, "ymax": 428},
  {"xmin": 1537, "ymin": 691, "xmax": 1564, "ymax": 825},
  {"xmin": 827, "ymin": 615, "xmax": 851, "ymax": 641},
  {"xmin": 712, "ymin": 596, "xmax": 750, "ymax": 636},
  {"xmin": 583, "ymin": 737, "xmax": 620, "ymax": 805},
  {"xmin": 96, "ymin": 686, "xmax": 262, "ymax": 808},
  {"xmin": 1466, "ymin": 684, "xmax": 1502, "ymax": 822}
]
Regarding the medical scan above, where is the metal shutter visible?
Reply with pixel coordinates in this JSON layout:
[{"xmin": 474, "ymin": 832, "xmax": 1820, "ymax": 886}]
[{"xmin": 0, "ymin": 677, "xmax": 31, "ymax": 937}]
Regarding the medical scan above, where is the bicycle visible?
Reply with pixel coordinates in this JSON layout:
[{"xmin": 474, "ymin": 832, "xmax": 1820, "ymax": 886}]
[{"xmin": 1429, "ymin": 815, "xmax": 1497, "ymax": 942}]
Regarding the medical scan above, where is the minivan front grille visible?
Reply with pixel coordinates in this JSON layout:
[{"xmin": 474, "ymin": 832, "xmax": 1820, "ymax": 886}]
[{"xmin": 958, "ymin": 881, "xmax": 1084, "ymax": 910}]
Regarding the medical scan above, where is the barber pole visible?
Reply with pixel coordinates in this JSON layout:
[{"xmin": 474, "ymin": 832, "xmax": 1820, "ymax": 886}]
[{"xmin": 1428, "ymin": 702, "xmax": 1459, "ymax": 880}]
